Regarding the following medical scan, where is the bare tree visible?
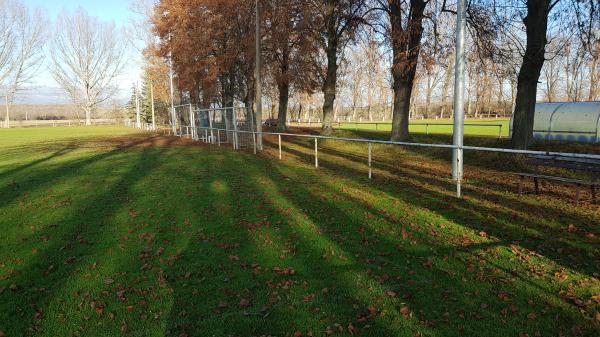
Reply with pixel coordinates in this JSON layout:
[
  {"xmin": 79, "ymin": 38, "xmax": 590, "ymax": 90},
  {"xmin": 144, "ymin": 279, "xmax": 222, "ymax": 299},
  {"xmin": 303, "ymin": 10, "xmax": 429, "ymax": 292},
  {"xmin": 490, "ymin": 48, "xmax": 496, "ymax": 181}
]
[
  {"xmin": 541, "ymin": 39, "xmax": 562, "ymax": 102},
  {"xmin": 128, "ymin": 0, "xmax": 157, "ymax": 52},
  {"xmin": 1, "ymin": 0, "xmax": 46, "ymax": 128},
  {"xmin": 50, "ymin": 9, "xmax": 126, "ymax": 125},
  {"xmin": 0, "ymin": 1, "xmax": 17, "ymax": 85},
  {"xmin": 308, "ymin": 0, "xmax": 370, "ymax": 135}
]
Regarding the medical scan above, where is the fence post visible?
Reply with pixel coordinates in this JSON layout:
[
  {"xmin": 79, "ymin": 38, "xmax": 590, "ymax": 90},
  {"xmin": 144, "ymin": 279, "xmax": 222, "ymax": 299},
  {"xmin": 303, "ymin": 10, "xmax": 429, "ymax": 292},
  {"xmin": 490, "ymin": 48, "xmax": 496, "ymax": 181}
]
[
  {"xmin": 217, "ymin": 129, "xmax": 221, "ymax": 146},
  {"xmin": 253, "ymin": 132, "xmax": 257, "ymax": 154},
  {"xmin": 208, "ymin": 110, "xmax": 214, "ymax": 143},
  {"xmin": 205, "ymin": 129, "xmax": 208, "ymax": 143},
  {"xmin": 189, "ymin": 103, "xmax": 195, "ymax": 140},
  {"xmin": 368, "ymin": 142, "xmax": 372, "ymax": 180},
  {"xmin": 498, "ymin": 125, "xmax": 502, "ymax": 139},
  {"xmin": 314, "ymin": 137, "xmax": 318, "ymax": 168},
  {"xmin": 233, "ymin": 108, "xmax": 239, "ymax": 150},
  {"xmin": 278, "ymin": 134, "xmax": 282, "ymax": 160}
]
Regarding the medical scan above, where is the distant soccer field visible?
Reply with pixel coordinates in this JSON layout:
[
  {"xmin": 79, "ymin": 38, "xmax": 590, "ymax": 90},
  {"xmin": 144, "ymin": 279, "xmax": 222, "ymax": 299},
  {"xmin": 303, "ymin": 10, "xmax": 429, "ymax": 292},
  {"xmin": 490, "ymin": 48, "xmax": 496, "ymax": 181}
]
[{"xmin": 335, "ymin": 119, "xmax": 511, "ymax": 137}]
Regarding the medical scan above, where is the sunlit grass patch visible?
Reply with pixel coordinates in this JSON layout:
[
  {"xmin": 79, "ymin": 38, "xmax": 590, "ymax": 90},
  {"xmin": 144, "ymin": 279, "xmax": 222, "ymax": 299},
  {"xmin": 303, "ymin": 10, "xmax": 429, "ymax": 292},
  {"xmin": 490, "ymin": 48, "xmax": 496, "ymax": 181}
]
[{"xmin": 0, "ymin": 126, "xmax": 598, "ymax": 337}]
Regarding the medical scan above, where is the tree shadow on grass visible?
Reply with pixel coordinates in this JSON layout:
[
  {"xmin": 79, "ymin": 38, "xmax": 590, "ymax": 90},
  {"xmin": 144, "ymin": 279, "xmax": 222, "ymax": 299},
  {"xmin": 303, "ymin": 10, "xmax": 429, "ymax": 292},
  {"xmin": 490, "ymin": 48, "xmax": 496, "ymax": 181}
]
[
  {"xmin": 265, "ymin": 136, "xmax": 599, "ymax": 277},
  {"xmin": 160, "ymin": 145, "xmax": 597, "ymax": 336},
  {"xmin": 0, "ymin": 136, "xmax": 180, "ymax": 336},
  {"xmin": 0, "ymin": 143, "xmax": 78, "ymax": 182},
  {"xmin": 252, "ymin": 155, "xmax": 598, "ymax": 336},
  {"xmin": 0, "ymin": 135, "xmax": 173, "ymax": 210},
  {"xmin": 160, "ymin": 151, "xmax": 404, "ymax": 337}
]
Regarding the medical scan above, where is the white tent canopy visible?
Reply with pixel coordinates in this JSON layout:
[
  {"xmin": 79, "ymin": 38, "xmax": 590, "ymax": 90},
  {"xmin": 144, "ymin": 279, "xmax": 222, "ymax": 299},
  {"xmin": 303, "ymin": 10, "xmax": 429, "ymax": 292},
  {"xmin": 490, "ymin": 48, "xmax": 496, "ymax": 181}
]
[{"xmin": 510, "ymin": 102, "xmax": 600, "ymax": 143}]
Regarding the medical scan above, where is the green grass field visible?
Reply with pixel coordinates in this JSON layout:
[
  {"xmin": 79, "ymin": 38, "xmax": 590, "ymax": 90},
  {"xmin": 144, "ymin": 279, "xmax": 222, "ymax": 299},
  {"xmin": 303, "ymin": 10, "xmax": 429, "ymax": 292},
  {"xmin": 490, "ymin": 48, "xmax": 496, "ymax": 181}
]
[
  {"xmin": 1, "ymin": 126, "xmax": 599, "ymax": 337},
  {"xmin": 308, "ymin": 119, "xmax": 511, "ymax": 137}
]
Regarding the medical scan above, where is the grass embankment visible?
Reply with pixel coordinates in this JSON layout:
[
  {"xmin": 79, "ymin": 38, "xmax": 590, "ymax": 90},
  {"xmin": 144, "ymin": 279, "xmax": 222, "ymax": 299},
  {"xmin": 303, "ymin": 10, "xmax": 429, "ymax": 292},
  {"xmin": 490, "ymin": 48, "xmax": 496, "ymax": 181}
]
[{"xmin": 0, "ymin": 126, "xmax": 598, "ymax": 337}]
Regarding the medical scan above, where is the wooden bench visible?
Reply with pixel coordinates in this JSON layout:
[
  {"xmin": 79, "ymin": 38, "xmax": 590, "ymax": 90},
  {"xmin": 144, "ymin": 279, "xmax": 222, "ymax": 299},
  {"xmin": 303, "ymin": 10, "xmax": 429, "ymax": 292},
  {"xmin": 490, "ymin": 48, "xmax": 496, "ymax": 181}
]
[{"xmin": 516, "ymin": 154, "xmax": 600, "ymax": 205}]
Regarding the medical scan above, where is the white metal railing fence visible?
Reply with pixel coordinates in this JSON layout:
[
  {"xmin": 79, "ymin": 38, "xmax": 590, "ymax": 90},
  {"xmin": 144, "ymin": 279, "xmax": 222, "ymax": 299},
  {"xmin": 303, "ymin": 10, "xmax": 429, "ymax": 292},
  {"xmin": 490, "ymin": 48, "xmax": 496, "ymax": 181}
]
[
  {"xmin": 152, "ymin": 123, "xmax": 600, "ymax": 197},
  {"xmin": 2, "ymin": 119, "xmax": 118, "ymax": 128},
  {"xmin": 126, "ymin": 116, "xmax": 600, "ymax": 199}
]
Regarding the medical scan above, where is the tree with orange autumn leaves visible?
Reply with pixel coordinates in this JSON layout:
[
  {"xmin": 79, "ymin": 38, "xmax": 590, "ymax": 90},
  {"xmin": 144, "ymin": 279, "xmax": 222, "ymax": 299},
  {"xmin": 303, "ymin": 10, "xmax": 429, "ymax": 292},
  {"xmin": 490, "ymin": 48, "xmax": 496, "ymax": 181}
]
[{"xmin": 151, "ymin": 0, "xmax": 371, "ymax": 132}]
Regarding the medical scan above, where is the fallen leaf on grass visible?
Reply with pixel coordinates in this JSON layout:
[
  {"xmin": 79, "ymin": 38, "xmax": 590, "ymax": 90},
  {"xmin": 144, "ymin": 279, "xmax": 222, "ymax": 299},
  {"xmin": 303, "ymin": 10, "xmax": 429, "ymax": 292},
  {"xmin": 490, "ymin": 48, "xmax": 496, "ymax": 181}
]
[
  {"xmin": 347, "ymin": 323, "xmax": 356, "ymax": 335},
  {"xmin": 497, "ymin": 291, "xmax": 510, "ymax": 300},
  {"xmin": 400, "ymin": 306, "xmax": 411, "ymax": 317},
  {"xmin": 239, "ymin": 298, "xmax": 251, "ymax": 307},
  {"xmin": 367, "ymin": 305, "xmax": 377, "ymax": 315},
  {"xmin": 303, "ymin": 294, "xmax": 315, "ymax": 302},
  {"xmin": 104, "ymin": 277, "xmax": 114, "ymax": 285}
]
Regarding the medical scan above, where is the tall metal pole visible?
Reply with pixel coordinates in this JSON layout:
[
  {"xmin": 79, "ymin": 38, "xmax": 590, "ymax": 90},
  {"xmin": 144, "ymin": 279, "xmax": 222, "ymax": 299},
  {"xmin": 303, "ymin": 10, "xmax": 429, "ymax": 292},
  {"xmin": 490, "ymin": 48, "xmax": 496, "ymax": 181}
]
[
  {"xmin": 135, "ymin": 82, "xmax": 141, "ymax": 129},
  {"xmin": 452, "ymin": 0, "xmax": 467, "ymax": 198},
  {"xmin": 169, "ymin": 50, "xmax": 177, "ymax": 135},
  {"xmin": 254, "ymin": 0, "xmax": 263, "ymax": 150},
  {"xmin": 150, "ymin": 81, "xmax": 156, "ymax": 130}
]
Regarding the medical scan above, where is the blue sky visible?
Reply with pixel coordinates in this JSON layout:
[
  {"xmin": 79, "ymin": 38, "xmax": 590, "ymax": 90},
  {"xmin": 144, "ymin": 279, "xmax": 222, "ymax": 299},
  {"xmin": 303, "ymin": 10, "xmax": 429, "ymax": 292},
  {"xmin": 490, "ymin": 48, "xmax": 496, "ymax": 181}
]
[
  {"xmin": 25, "ymin": 0, "xmax": 132, "ymax": 24},
  {"xmin": 22, "ymin": 0, "xmax": 140, "ymax": 104}
]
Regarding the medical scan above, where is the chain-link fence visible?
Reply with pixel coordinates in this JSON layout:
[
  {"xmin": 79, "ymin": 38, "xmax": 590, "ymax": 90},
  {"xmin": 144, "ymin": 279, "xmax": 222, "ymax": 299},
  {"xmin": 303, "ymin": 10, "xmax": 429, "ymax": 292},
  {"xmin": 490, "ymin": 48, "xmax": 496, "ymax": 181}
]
[{"xmin": 172, "ymin": 105, "xmax": 257, "ymax": 149}]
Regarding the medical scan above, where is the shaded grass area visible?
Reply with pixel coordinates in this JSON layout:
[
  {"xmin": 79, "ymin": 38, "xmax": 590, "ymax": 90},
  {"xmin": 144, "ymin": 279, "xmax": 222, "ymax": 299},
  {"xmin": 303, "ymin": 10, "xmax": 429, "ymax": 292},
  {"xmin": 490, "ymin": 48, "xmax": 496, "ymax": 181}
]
[{"xmin": 0, "ymin": 126, "xmax": 599, "ymax": 337}]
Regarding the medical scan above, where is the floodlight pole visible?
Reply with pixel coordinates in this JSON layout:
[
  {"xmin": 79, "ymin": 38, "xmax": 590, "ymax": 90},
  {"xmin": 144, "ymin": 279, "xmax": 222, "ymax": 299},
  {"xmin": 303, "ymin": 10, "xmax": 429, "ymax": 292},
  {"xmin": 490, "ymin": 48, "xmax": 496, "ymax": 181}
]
[
  {"xmin": 150, "ymin": 80, "xmax": 156, "ymax": 130},
  {"xmin": 135, "ymin": 82, "xmax": 141, "ymax": 129},
  {"xmin": 169, "ymin": 50, "xmax": 177, "ymax": 135},
  {"xmin": 452, "ymin": 0, "xmax": 467, "ymax": 198},
  {"xmin": 254, "ymin": 0, "xmax": 263, "ymax": 150}
]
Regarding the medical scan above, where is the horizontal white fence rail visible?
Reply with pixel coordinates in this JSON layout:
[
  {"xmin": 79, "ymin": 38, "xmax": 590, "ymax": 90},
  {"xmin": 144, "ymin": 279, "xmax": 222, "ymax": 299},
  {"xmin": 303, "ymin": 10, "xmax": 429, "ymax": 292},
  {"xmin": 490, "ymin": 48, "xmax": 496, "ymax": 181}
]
[
  {"xmin": 3, "ymin": 119, "xmax": 118, "ymax": 128},
  {"xmin": 128, "ymin": 118, "xmax": 600, "ymax": 199},
  {"xmin": 187, "ymin": 126, "xmax": 600, "ymax": 160}
]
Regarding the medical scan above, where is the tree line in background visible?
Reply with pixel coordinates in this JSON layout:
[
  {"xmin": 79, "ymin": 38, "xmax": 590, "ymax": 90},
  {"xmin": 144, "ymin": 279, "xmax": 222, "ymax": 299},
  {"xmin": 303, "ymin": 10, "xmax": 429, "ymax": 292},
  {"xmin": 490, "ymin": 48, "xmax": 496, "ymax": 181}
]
[
  {"xmin": 144, "ymin": 0, "xmax": 600, "ymax": 149},
  {"xmin": 0, "ymin": 0, "xmax": 127, "ymax": 127}
]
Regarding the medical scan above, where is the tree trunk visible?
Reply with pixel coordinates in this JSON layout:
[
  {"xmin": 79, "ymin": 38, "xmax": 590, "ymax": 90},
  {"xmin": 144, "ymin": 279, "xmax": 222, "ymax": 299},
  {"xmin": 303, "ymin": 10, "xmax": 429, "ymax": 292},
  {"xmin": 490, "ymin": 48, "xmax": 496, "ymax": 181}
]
[
  {"xmin": 4, "ymin": 96, "xmax": 10, "ymax": 128},
  {"xmin": 391, "ymin": 83, "xmax": 412, "ymax": 140},
  {"xmin": 277, "ymin": 82, "xmax": 289, "ymax": 132},
  {"xmin": 389, "ymin": 0, "xmax": 426, "ymax": 141},
  {"xmin": 511, "ymin": 0, "xmax": 550, "ymax": 149},
  {"xmin": 440, "ymin": 52, "xmax": 454, "ymax": 119},
  {"xmin": 85, "ymin": 104, "xmax": 92, "ymax": 125},
  {"xmin": 222, "ymin": 73, "xmax": 235, "ymax": 143},
  {"xmin": 321, "ymin": 36, "xmax": 338, "ymax": 135},
  {"xmin": 589, "ymin": 56, "xmax": 599, "ymax": 101}
]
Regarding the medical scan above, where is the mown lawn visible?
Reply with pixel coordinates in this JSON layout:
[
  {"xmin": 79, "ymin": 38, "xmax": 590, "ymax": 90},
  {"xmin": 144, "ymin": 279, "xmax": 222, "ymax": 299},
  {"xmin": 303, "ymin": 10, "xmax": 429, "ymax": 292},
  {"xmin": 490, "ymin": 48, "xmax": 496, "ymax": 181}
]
[
  {"xmin": 303, "ymin": 118, "xmax": 511, "ymax": 137},
  {"xmin": 0, "ymin": 126, "xmax": 599, "ymax": 337}
]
